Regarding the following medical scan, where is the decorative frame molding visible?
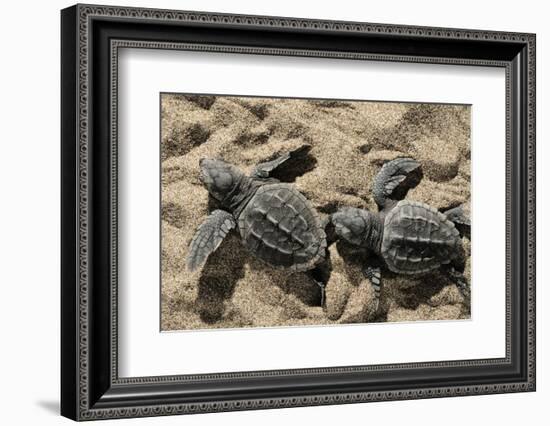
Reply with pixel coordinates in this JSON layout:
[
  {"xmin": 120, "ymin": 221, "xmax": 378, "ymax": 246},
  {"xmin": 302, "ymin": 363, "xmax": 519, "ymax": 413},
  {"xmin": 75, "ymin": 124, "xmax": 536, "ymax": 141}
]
[{"xmin": 61, "ymin": 4, "xmax": 535, "ymax": 421}]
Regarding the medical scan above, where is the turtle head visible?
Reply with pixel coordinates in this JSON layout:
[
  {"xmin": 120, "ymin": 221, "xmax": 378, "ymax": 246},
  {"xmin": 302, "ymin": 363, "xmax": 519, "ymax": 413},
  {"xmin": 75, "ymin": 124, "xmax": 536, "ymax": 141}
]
[
  {"xmin": 331, "ymin": 207, "xmax": 383, "ymax": 253},
  {"xmin": 199, "ymin": 158, "xmax": 245, "ymax": 203}
]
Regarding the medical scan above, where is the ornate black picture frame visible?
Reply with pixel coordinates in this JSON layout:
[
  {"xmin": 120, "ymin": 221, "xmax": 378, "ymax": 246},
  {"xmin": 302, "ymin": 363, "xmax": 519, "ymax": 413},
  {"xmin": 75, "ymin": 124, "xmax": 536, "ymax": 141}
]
[{"xmin": 61, "ymin": 4, "xmax": 536, "ymax": 421}]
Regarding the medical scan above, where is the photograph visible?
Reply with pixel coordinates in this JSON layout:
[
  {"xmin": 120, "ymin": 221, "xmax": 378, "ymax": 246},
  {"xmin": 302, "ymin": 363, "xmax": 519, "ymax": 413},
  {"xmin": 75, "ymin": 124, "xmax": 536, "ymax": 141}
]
[
  {"xmin": 58, "ymin": 4, "xmax": 536, "ymax": 420},
  {"xmin": 160, "ymin": 93, "xmax": 472, "ymax": 331}
]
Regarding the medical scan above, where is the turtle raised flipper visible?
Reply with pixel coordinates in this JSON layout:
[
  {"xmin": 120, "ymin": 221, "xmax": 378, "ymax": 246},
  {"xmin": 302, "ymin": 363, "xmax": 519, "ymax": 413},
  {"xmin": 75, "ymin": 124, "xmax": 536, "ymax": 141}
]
[
  {"xmin": 372, "ymin": 157, "xmax": 422, "ymax": 211},
  {"xmin": 251, "ymin": 144, "xmax": 312, "ymax": 179},
  {"xmin": 187, "ymin": 210, "xmax": 236, "ymax": 272}
]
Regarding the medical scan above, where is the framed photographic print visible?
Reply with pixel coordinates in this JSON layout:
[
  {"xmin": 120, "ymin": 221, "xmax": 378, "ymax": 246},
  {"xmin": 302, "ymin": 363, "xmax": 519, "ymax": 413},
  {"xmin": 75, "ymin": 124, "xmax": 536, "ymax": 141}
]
[{"xmin": 61, "ymin": 4, "xmax": 536, "ymax": 421}]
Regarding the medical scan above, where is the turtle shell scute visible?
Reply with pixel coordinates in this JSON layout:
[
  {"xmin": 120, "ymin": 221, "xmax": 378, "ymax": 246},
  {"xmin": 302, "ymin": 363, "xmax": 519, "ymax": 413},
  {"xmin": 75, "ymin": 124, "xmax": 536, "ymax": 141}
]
[
  {"xmin": 238, "ymin": 183, "xmax": 326, "ymax": 271},
  {"xmin": 381, "ymin": 200, "xmax": 462, "ymax": 274}
]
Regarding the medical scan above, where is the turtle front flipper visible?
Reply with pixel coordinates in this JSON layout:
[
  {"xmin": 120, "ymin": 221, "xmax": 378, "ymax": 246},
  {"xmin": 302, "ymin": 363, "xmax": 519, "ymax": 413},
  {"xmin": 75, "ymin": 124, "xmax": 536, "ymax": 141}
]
[
  {"xmin": 363, "ymin": 265, "xmax": 382, "ymax": 312},
  {"xmin": 187, "ymin": 210, "xmax": 236, "ymax": 272},
  {"xmin": 372, "ymin": 157, "xmax": 422, "ymax": 212},
  {"xmin": 251, "ymin": 144, "xmax": 313, "ymax": 180},
  {"xmin": 443, "ymin": 204, "xmax": 471, "ymax": 239}
]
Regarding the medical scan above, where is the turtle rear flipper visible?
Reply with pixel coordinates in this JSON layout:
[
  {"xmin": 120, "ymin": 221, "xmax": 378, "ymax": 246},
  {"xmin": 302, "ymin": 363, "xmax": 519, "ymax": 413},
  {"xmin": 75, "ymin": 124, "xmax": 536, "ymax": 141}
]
[
  {"xmin": 307, "ymin": 252, "xmax": 332, "ymax": 308},
  {"xmin": 251, "ymin": 144, "xmax": 313, "ymax": 180},
  {"xmin": 372, "ymin": 157, "xmax": 422, "ymax": 211},
  {"xmin": 187, "ymin": 210, "xmax": 236, "ymax": 272},
  {"xmin": 443, "ymin": 265, "xmax": 470, "ymax": 304},
  {"xmin": 443, "ymin": 204, "xmax": 471, "ymax": 239}
]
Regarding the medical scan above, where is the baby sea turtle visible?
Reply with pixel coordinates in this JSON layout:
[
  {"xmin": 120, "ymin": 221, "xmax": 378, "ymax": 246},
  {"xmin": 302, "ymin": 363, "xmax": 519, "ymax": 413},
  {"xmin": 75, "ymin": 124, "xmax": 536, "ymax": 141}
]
[
  {"xmin": 331, "ymin": 157, "xmax": 470, "ymax": 310},
  {"xmin": 187, "ymin": 145, "xmax": 329, "ymax": 304}
]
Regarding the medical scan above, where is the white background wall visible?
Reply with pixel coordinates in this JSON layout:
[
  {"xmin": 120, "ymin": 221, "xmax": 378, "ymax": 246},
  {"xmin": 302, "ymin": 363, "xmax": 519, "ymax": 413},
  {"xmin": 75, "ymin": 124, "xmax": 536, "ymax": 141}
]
[{"xmin": 0, "ymin": 0, "xmax": 546, "ymax": 424}]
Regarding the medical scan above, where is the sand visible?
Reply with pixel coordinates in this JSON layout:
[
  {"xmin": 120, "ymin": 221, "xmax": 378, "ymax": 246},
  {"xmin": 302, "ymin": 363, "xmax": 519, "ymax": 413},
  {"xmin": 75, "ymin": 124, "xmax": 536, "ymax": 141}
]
[{"xmin": 160, "ymin": 94, "xmax": 471, "ymax": 331}]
